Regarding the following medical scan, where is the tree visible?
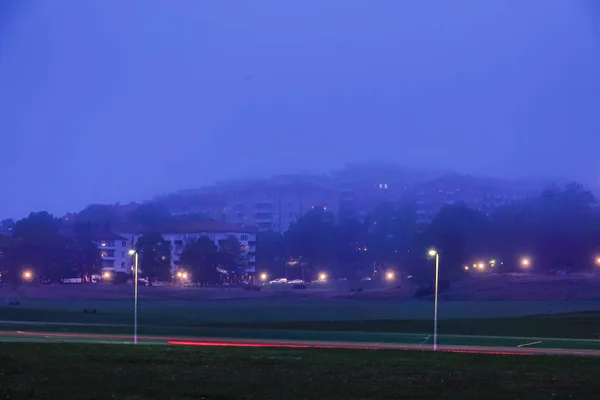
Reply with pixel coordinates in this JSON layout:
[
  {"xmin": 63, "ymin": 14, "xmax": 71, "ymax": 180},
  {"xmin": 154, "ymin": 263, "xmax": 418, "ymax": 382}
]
[
  {"xmin": 421, "ymin": 203, "xmax": 488, "ymax": 281},
  {"xmin": 66, "ymin": 234, "xmax": 103, "ymax": 277},
  {"xmin": 365, "ymin": 201, "xmax": 419, "ymax": 279},
  {"xmin": 256, "ymin": 231, "xmax": 288, "ymax": 278},
  {"xmin": 8, "ymin": 212, "xmax": 67, "ymax": 281},
  {"xmin": 285, "ymin": 207, "xmax": 337, "ymax": 280},
  {"xmin": 488, "ymin": 183, "xmax": 599, "ymax": 271},
  {"xmin": 77, "ymin": 204, "xmax": 119, "ymax": 228},
  {"xmin": 0, "ymin": 218, "xmax": 15, "ymax": 234},
  {"xmin": 135, "ymin": 234, "xmax": 172, "ymax": 282},
  {"xmin": 335, "ymin": 216, "xmax": 369, "ymax": 278},
  {"xmin": 218, "ymin": 236, "xmax": 247, "ymax": 280},
  {"xmin": 180, "ymin": 236, "xmax": 220, "ymax": 286},
  {"xmin": 128, "ymin": 203, "xmax": 172, "ymax": 227}
]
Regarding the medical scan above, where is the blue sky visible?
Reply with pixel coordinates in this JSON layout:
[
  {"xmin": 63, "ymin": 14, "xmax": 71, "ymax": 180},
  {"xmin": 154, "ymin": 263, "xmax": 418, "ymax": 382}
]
[{"xmin": 0, "ymin": 0, "xmax": 599, "ymax": 218}]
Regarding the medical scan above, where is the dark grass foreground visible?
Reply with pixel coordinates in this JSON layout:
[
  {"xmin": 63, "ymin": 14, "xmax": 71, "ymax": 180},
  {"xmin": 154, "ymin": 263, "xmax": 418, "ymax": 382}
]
[
  {"xmin": 1, "ymin": 343, "xmax": 600, "ymax": 399},
  {"xmin": 3, "ymin": 311, "xmax": 600, "ymax": 340}
]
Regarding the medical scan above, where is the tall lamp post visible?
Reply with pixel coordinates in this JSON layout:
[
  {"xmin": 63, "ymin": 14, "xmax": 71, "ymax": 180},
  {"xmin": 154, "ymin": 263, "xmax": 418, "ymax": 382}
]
[
  {"xmin": 428, "ymin": 249, "xmax": 440, "ymax": 351},
  {"xmin": 128, "ymin": 249, "xmax": 139, "ymax": 345}
]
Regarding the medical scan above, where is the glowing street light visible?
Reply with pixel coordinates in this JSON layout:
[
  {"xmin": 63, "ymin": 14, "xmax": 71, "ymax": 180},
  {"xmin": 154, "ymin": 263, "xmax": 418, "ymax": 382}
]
[
  {"xmin": 259, "ymin": 272, "xmax": 268, "ymax": 282},
  {"xmin": 102, "ymin": 271, "xmax": 111, "ymax": 280},
  {"xmin": 427, "ymin": 249, "xmax": 440, "ymax": 351},
  {"xmin": 464, "ymin": 265, "xmax": 469, "ymax": 271},
  {"xmin": 385, "ymin": 271, "xmax": 395, "ymax": 281},
  {"xmin": 318, "ymin": 272, "xmax": 327, "ymax": 281},
  {"xmin": 595, "ymin": 256, "xmax": 600, "ymax": 266},
  {"xmin": 128, "ymin": 249, "xmax": 139, "ymax": 345},
  {"xmin": 521, "ymin": 257, "xmax": 531, "ymax": 268},
  {"xmin": 22, "ymin": 270, "xmax": 32, "ymax": 281},
  {"xmin": 478, "ymin": 262, "xmax": 485, "ymax": 270}
]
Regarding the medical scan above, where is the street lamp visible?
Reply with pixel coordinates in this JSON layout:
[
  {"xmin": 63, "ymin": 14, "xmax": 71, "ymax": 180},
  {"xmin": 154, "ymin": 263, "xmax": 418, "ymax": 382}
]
[
  {"xmin": 385, "ymin": 271, "xmax": 395, "ymax": 281},
  {"xmin": 259, "ymin": 272, "xmax": 268, "ymax": 282},
  {"xmin": 22, "ymin": 270, "xmax": 32, "ymax": 281},
  {"xmin": 318, "ymin": 272, "xmax": 327, "ymax": 281},
  {"xmin": 521, "ymin": 257, "xmax": 531, "ymax": 268},
  {"xmin": 428, "ymin": 249, "xmax": 440, "ymax": 351},
  {"xmin": 128, "ymin": 249, "xmax": 139, "ymax": 345}
]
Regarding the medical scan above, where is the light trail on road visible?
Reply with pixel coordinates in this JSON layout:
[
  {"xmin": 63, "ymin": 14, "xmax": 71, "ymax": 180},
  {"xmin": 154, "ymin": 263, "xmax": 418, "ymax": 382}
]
[{"xmin": 2, "ymin": 330, "xmax": 600, "ymax": 357}]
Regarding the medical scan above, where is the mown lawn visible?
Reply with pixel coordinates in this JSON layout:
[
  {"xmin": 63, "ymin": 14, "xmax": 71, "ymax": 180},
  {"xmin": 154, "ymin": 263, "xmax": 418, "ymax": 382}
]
[
  {"xmin": 1, "ymin": 343, "xmax": 600, "ymax": 399},
  {"xmin": 214, "ymin": 311, "xmax": 600, "ymax": 339}
]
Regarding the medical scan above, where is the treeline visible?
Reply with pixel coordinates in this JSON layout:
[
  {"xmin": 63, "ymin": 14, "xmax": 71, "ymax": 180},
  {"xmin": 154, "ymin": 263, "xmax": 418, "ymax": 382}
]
[
  {"xmin": 132, "ymin": 234, "xmax": 247, "ymax": 285},
  {"xmin": 0, "ymin": 211, "xmax": 248, "ymax": 285},
  {"xmin": 256, "ymin": 183, "xmax": 600, "ymax": 282},
  {"xmin": 0, "ymin": 212, "xmax": 103, "ymax": 284},
  {"xmin": 2, "ymin": 182, "xmax": 598, "ymax": 286}
]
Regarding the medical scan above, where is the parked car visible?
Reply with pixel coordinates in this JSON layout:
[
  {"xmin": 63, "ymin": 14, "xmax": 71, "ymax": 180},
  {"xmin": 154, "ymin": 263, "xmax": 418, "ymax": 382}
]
[{"xmin": 269, "ymin": 278, "xmax": 288, "ymax": 284}]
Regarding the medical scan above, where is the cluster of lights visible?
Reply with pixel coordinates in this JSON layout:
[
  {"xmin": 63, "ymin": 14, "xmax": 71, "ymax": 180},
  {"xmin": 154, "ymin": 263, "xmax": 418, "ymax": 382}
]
[
  {"xmin": 176, "ymin": 271, "xmax": 189, "ymax": 280},
  {"xmin": 463, "ymin": 257, "xmax": 532, "ymax": 272}
]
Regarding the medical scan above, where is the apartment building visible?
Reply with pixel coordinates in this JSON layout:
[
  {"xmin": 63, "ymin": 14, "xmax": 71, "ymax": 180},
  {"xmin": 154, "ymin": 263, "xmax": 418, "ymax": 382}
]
[
  {"xmin": 225, "ymin": 180, "xmax": 339, "ymax": 233},
  {"xmin": 120, "ymin": 221, "xmax": 256, "ymax": 277},
  {"xmin": 410, "ymin": 174, "xmax": 542, "ymax": 222},
  {"xmin": 93, "ymin": 232, "xmax": 134, "ymax": 274}
]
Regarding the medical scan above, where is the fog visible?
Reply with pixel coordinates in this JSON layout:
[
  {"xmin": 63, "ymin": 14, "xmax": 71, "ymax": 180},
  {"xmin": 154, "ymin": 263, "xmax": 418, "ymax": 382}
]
[{"xmin": 1, "ymin": 0, "xmax": 599, "ymax": 217}]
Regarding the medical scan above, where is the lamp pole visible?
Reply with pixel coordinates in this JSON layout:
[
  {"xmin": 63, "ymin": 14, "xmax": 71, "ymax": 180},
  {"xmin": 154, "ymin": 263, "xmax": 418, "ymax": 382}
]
[
  {"xmin": 433, "ymin": 252, "xmax": 439, "ymax": 351},
  {"xmin": 428, "ymin": 249, "xmax": 440, "ymax": 351},
  {"xmin": 129, "ymin": 249, "xmax": 139, "ymax": 345}
]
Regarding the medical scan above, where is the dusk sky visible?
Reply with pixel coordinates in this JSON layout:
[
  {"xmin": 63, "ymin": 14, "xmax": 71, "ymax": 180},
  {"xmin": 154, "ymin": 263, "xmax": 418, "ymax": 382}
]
[{"xmin": 1, "ymin": 0, "xmax": 599, "ymax": 218}]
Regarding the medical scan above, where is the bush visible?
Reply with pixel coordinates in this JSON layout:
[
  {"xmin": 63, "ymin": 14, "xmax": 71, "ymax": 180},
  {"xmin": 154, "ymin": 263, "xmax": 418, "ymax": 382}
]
[
  {"xmin": 414, "ymin": 284, "xmax": 433, "ymax": 298},
  {"xmin": 413, "ymin": 281, "xmax": 451, "ymax": 298},
  {"xmin": 113, "ymin": 272, "xmax": 130, "ymax": 284}
]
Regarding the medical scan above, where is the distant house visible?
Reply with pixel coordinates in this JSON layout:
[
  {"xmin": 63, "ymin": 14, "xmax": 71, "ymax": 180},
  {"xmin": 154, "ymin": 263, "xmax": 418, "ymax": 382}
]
[
  {"xmin": 92, "ymin": 232, "xmax": 132, "ymax": 274},
  {"xmin": 59, "ymin": 229, "xmax": 133, "ymax": 275},
  {"xmin": 117, "ymin": 220, "xmax": 256, "ymax": 278}
]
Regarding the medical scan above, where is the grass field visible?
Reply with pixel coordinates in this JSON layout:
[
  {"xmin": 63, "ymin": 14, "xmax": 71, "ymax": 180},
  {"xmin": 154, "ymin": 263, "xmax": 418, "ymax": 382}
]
[
  {"xmin": 4, "ymin": 287, "xmax": 600, "ymax": 352},
  {"xmin": 2, "ymin": 308, "xmax": 600, "ymax": 351},
  {"xmin": 1, "ymin": 343, "xmax": 600, "ymax": 399}
]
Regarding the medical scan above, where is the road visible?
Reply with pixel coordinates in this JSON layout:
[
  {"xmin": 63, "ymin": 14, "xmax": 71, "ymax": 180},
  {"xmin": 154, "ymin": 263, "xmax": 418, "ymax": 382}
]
[{"xmin": 2, "ymin": 329, "xmax": 600, "ymax": 357}]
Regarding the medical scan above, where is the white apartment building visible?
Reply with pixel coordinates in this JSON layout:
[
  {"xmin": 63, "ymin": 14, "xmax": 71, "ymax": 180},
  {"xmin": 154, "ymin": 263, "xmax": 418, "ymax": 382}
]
[
  {"xmin": 118, "ymin": 221, "xmax": 256, "ymax": 277},
  {"xmin": 95, "ymin": 232, "xmax": 134, "ymax": 274}
]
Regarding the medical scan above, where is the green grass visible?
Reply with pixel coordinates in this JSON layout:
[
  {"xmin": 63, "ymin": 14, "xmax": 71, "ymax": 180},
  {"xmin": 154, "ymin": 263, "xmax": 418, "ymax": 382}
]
[
  {"xmin": 1, "ymin": 343, "xmax": 600, "ymax": 399},
  {"xmin": 215, "ymin": 311, "xmax": 600, "ymax": 339},
  {"xmin": 3, "ymin": 313, "xmax": 600, "ymax": 352},
  {"xmin": 4, "ymin": 298, "xmax": 600, "ymax": 324},
  {"xmin": 3, "ymin": 299, "xmax": 600, "ymax": 352},
  {"xmin": 3, "ymin": 309, "xmax": 600, "ymax": 339}
]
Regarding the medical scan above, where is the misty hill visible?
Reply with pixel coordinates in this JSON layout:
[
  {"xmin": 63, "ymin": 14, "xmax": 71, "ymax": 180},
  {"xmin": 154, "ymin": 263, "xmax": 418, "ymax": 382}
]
[{"xmin": 64, "ymin": 163, "xmax": 569, "ymax": 234}]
